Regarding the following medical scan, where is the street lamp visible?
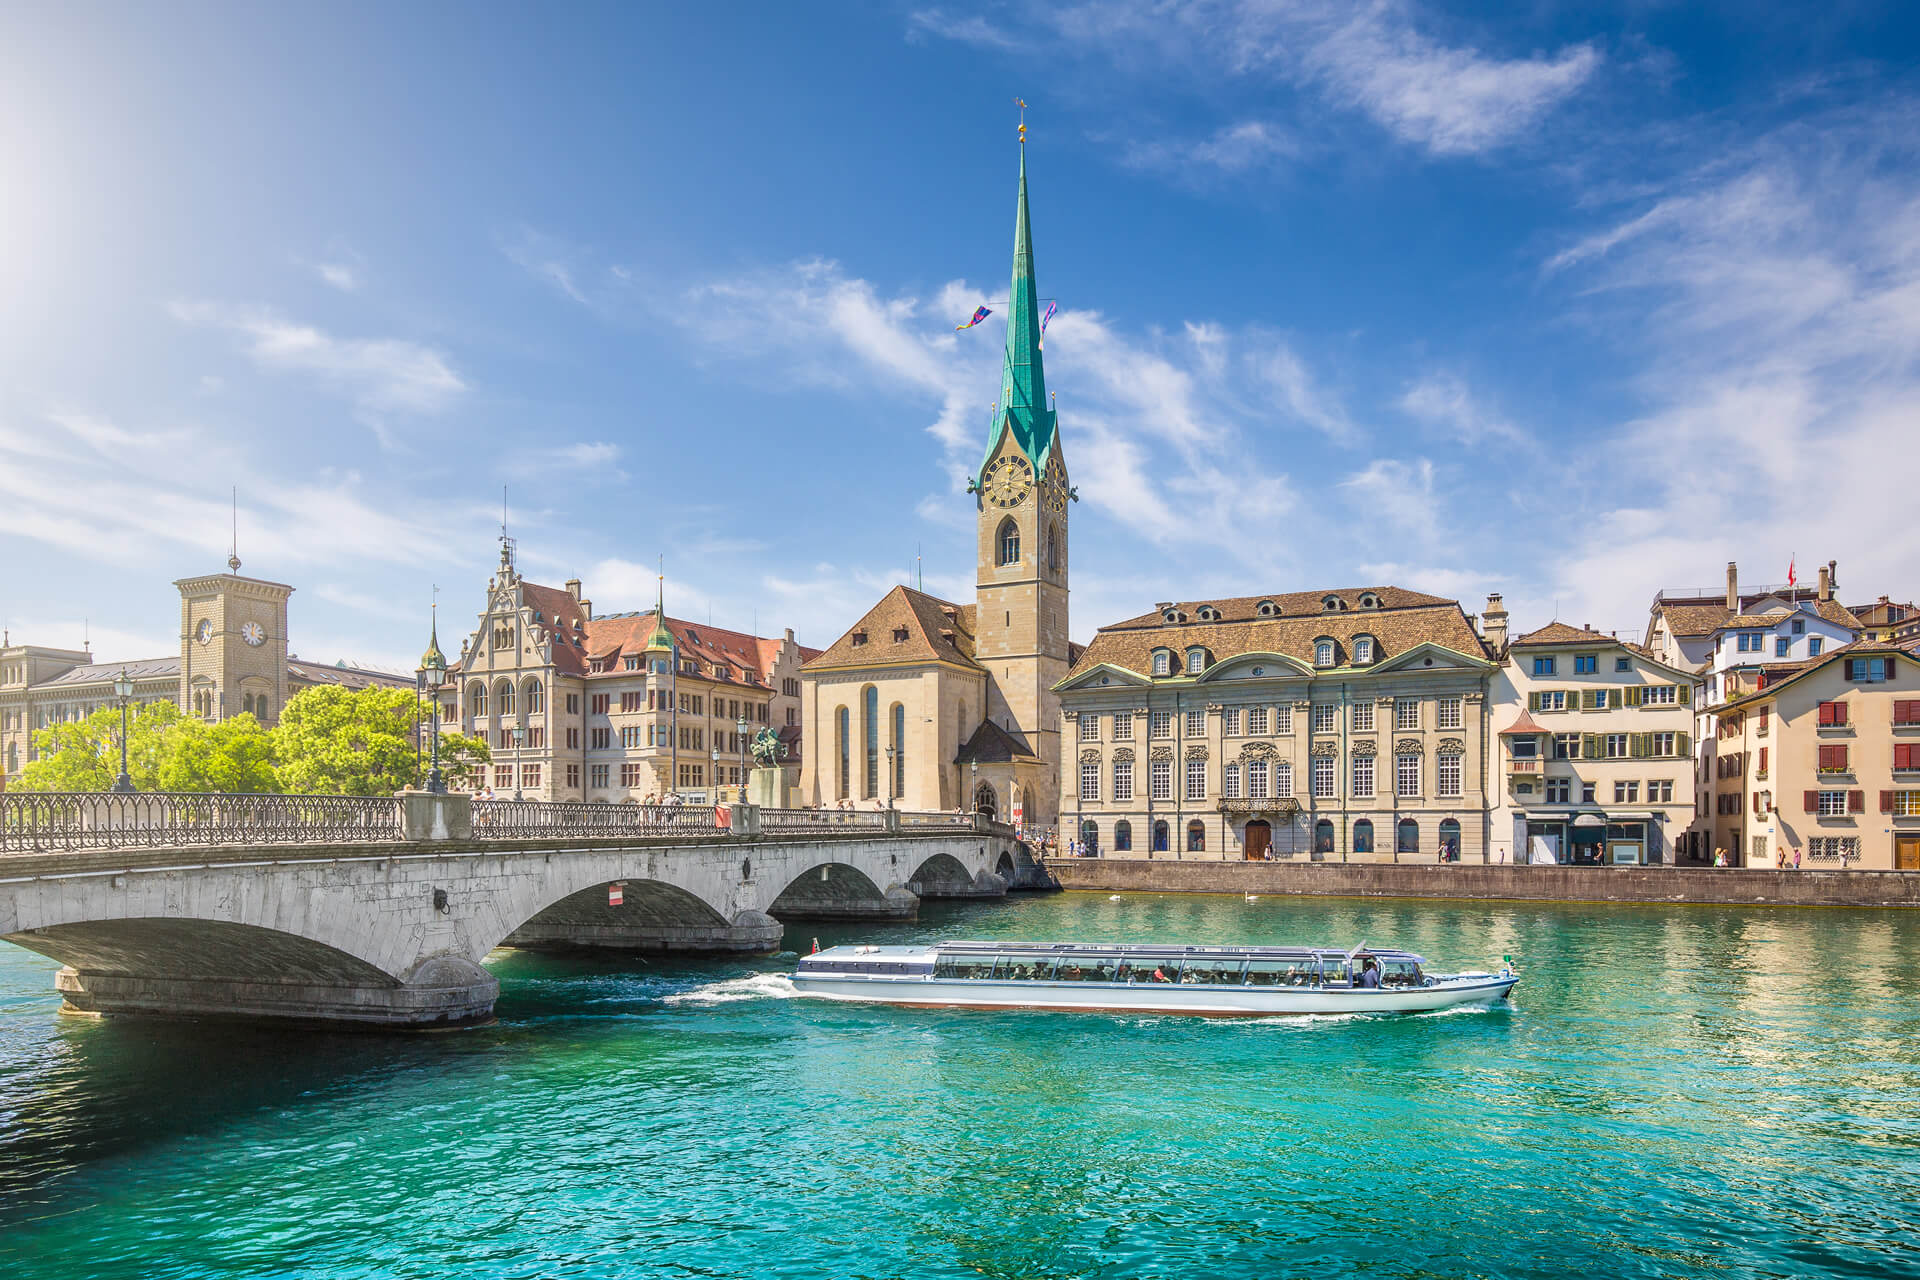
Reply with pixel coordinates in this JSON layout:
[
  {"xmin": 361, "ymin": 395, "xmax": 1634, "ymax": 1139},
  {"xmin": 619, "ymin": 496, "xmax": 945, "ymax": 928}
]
[
  {"xmin": 885, "ymin": 745, "xmax": 896, "ymax": 809},
  {"xmin": 970, "ymin": 758, "xmax": 978, "ymax": 816},
  {"xmin": 710, "ymin": 742, "xmax": 720, "ymax": 799},
  {"xmin": 512, "ymin": 726, "xmax": 527, "ymax": 801},
  {"xmin": 736, "ymin": 712, "xmax": 749, "ymax": 799},
  {"xmin": 110, "ymin": 668, "xmax": 135, "ymax": 794},
  {"xmin": 419, "ymin": 614, "xmax": 448, "ymax": 796}
]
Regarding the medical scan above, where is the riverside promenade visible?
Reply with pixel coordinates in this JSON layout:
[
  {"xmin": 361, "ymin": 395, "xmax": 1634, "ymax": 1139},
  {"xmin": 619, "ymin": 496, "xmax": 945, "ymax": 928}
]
[{"xmin": 1044, "ymin": 857, "xmax": 1920, "ymax": 908}]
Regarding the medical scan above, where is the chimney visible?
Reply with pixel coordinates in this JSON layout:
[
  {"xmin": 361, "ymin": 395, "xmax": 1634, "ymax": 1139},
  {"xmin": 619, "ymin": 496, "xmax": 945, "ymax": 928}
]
[
  {"xmin": 1818, "ymin": 563, "xmax": 1831, "ymax": 603},
  {"xmin": 1481, "ymin": 593, "xmax": 1509, "ymax": 652},
  {"xmin": 1726, "ymin": 561, "xmax": 1739, "ymax": 612},
  {"xmin": 565, "ymin": 578, "xmax": 582, "ymax": 600},
  {"xmin": 785, "ymin": 627, "xmax": 795, "ymax": 643}
]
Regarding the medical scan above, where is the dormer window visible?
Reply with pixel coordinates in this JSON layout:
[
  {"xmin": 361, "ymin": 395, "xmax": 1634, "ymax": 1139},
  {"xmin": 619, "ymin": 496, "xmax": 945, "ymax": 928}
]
[
  {"xmin": 1162, "ymin": 608, "xmax": 1188, "ymax": 623},
  {"xmin": 1315, "ymin": 639, "xmax": 1336, "ymax": 667},
  {"xmin": 1322, "ymin": 596, "xmax": 1347, "ymax": 613},
  {"xmin": 1354, "ymin": 636, "xmax": 1375, "ymax": 664},
  {"xmin": 892, "ymin": 626, "xmax": 910, "ymax": 642},
  {"xmin": 1255, "ymin": 600, "xmax": 1278, "ymax": 617},
  {"xmin": 1196, "ymin": 606, "xmax": 1220, "ymax": 622},
  {"xmin": 1359, "ymin": 592, "xmax": 1381, "ymax": 610},
  {"xmin": 1185, "ymin": 647, "xmax": 1207, "ymax": 675},
  {"xmin": 851, "ymin": 631, "xmax": 868, "ymax": 647},
  {"xmin": 623, "ymin": 655, "xmax": 640, "ymax": 671},
  {"xmin": 1152, "ymin": 650, "xmax": 1172, "ymax": 677}
]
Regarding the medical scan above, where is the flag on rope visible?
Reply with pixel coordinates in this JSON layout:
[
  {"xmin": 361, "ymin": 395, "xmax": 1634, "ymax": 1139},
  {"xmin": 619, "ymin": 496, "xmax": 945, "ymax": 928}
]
[
  {"xmin": 956, "ymin": 306, "xmax": 992, "ymax": 331},
  {"xmin": 1039, "ymin": 299, "xmax": 1057, "ymax": 349}
]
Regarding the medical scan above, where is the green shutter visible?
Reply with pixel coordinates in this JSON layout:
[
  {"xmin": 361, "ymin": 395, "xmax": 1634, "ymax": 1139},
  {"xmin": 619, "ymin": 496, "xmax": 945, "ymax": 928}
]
[
  {"xmin": 1624, "ymin": 685, "xmax": 1642, "ymax": 708},
  {"xmin": 1528, "ymin": 690, "xmax": 1541, "ymax": 712},
  {"xmin": 1583, "ymin": 733, "xmax": 1600, "ymax": 759},
  {"xmin": 1677, "ymin": 683, "xmax": 1691, "ymax": 705},
  {"xmin": 1677, "ymin": 731, "xmax": 1690, "ymax": 758},
  {"xmin": 1630, "ymin": 733, "xmax": 1646, "ymax": 759}
]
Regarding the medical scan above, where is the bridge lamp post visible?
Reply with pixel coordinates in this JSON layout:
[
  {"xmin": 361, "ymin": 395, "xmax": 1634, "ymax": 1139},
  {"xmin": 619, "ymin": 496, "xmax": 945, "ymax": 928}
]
[
  {"xmin": 110, "ymin": 669, "xmax": 136, "ymax": 794},
  {"xmin": 419, "ymin": 638, "xmax": 448, "ymax": 796},
  {"xmin": 709, "ymin": 743, "xmax": 720, "ymax": 799},
  {"xmin": 884, "ymin": 745, "xmax": 896, "ymax": 809},
  {"xmin": 512, "ymin": 726, "xmax": 526, "ymax": 801},
  {"xmin": 736, "ymin": 712, "xmax": 748, "ymax": 798}
]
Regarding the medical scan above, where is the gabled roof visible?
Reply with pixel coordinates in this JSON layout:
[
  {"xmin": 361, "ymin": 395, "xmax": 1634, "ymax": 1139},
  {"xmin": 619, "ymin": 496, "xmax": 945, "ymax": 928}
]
[
  {"xmin": 1655, "ymin": 593, "xmax": 1862, "ymax": 638},
  {"xmin": 804, "ymin": 586, "xmax": 983, "ymax": 674},
  {"xmin": 1067, "ymin": 589, "xmax": 1488, "ymax": 682},
  {"xmin": 955, "ymin": 718, "xmax": 1036, "ymax": 764},
  {"xmin": 1509, "ymin": 621, "xmax": 1617, "ymax": 648},
  {"xmin": 1719, "ymin": 639, "xmax": 1914, "ymax": 711},
  {"xmin": 1498, "ymin": 708, "xmax": 1547, "ymax": 736}
]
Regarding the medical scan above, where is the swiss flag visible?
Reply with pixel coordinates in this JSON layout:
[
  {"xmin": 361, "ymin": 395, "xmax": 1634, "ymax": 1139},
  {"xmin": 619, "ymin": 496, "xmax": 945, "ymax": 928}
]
[
  {"xmin": 608, "ymin": 883, "xmax": 624, "ymax": 907},
  {"xmin": 1787, "ymin": 556, "xmax": 1796, "ymax": 587}
]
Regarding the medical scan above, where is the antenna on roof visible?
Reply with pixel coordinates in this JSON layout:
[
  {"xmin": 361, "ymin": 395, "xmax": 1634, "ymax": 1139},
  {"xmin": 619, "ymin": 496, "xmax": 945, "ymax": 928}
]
[
  {"xmin": 917, "ymin": 543, "xmax": 923, "ymax": 593},
  {"xmin": 228, "ymin": 485, "xmax": 241, "ymax": 573}
]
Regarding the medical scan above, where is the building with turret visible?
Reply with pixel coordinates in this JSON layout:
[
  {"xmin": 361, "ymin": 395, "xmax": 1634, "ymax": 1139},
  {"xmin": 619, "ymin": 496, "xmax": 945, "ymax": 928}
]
[{"xmin": 799, "ymin": 129, "xmax": 1078, "ymax": 828}]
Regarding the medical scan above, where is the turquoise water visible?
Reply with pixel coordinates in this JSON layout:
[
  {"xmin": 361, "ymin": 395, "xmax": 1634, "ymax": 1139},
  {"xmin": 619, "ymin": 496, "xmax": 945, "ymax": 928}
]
[{"xmin": 2, "ymin": 892, "xmax": 1917, "ymax": 1279}]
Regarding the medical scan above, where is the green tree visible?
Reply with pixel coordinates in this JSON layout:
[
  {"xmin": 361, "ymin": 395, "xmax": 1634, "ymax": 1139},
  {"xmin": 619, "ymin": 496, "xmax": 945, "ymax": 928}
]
[
  {"xmin": 11, "ymin": 700, "xmax": 182, "ymax": 792},
  {"xmin": 157, "ymin": 714, "xmax": 279, "ymax": 793},
  {"xmin": 271, "ymin": 685, "xmax": 489, "ymax": 796}
]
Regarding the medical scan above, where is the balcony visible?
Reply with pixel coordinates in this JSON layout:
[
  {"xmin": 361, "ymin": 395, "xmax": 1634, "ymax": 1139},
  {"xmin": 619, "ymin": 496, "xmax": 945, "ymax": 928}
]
[{"xmin": 1507, "ymin": 758, "xmax": 1542, "ymax": 777}]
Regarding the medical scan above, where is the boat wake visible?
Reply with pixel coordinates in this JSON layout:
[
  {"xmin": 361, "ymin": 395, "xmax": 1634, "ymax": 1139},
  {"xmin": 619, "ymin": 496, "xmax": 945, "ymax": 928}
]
[{"xmin": 661, "ymin": 972, "xmax": 798, "ymax": 1006}]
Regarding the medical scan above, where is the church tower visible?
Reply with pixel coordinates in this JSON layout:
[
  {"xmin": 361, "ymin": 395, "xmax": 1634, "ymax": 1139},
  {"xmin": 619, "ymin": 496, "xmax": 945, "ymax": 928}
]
[
  {"xmin": 175, "ymin": 547, "xmax": 294, "ymax": 725},
  {"xmin": 973, "ymin": 125, "xmax": 1073, "ymax": 818}
]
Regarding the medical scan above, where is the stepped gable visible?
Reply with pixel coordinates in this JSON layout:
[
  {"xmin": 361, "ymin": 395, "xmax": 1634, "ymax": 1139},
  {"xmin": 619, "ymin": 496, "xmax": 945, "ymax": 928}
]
[
  {"xmin": 1069, "ymin": 588, "xmax": 1483, "ymax": 681},
  {"xmin": 804, "ymin": 586, "xmax": 983, "ymax": 673}
]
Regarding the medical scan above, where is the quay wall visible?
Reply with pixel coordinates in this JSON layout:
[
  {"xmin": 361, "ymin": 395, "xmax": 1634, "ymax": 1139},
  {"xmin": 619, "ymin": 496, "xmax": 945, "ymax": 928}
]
[{"xmin": 1043, "ymin": 859, "xmax": 1920, "ymax": 909}]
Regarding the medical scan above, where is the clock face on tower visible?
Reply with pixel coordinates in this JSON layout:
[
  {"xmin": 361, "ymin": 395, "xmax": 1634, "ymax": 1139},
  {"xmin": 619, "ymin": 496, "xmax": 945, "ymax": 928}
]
[
  {"xmin": 981, "ymin": 456, "xmax": 1034, "ymax": 509},
  {"xmin": 1042, "ymin": 456, "xmax": 1069, "ymax": 513},
  {"xmin": 241, "ymin": 621, "xmax": 266, "ymax": 646},
  {"xmin": 196, "ymin": 619, "xmax": 213, "ymax": 645}
]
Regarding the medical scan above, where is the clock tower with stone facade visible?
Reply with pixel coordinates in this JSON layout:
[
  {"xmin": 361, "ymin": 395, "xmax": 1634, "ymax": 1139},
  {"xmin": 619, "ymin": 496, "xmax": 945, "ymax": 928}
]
[
  {"xmin": 176, "ymin": 552, "xmax": 294, "ymax": 724},
  {"xmin": 972, "ymin": 128, "xmax": 1073, "ymax": 824}
]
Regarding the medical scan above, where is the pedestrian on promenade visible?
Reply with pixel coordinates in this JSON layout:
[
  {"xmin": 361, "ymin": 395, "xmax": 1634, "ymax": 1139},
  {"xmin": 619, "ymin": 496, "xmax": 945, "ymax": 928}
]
[{"xmin": 1792, "ymin": 846, "xmax": 1802, "ymax": 870}]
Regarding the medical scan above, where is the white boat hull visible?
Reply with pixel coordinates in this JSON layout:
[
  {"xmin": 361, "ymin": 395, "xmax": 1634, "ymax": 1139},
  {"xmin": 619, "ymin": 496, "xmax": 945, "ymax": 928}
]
[{"xmin": 791, "ymin": 973, "xmax": 1517, "ymax": 1016}]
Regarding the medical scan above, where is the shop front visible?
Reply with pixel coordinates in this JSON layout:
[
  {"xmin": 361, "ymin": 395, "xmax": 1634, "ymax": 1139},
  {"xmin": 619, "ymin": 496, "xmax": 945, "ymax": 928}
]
[{"xmin": 1523, "ymin": 812, "xmax": 1662, "ymax": 865}]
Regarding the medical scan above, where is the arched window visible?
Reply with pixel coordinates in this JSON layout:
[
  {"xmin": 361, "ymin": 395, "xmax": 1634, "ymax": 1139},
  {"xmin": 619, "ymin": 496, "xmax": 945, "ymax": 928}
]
[
  {"xmin": 863, "ymin": 687, "xmax": 879, "ymax": 798},
  {"xmin": 241, "ymin": 693, "xmax": 254, "ymax": 717},
  {"xmin": 1186, "ymin": 648, "xmax": 1206, "ymax": 674},
  {"xmin": 1274, "ymin": 760, "xmax": 1293, "ymax": 797},
  {"xmin": 996, "ymin": 517, "xmax": 1020, "ymax": 567},
  {"xmin": 469, "ymin": 680, "xmax": 487, "ymax": 718},
  {"xmin": 1223, "ymin": 763, "xmax": 1241, "ymax": 798},
  {"xmin": 891, "ymin": 702, "xmax": 906, "ymax": 798},
  {"xmin": 1187, "ymin": 820, "xmax": 1206, "ymax": 852},
  {"xmin": 1114, "ymin": 820, "xmax": 1133, "ymax": 851},
  {"xmin": 495, "ymin": 679, "xmax": 515, "ymax": 717},
  {"xmin": 835, "ymin": 705, "xmax": 850, "ymax": 800},
  {"xmin": 1152, "ymin": 651, "xmax": 1171, "ymax": 677},
  {"xmin": 1046, "ymin": 523, "xmax": 1059, "ymax": 573},
  {"xmin": 1080, "ymin": 819, "xmax": 1099, "ymax": 851},
  {"xmin": 1247, "ymin": 759, "xmax": 1269, "ymax": 798},
  {"xmin": 1152, "ymin": 820, "xmax": 1170, "ymax": 852},
  {"xmin": 1397, "ymin": 818, "xmax": 1420, "ymax": 854},
  {"xmin": 1315, "ymin": 641, "xmax": 1335, "ymax": 667},
  {"xmin": 524, "ymin": 679, "xmax": 544, "ymax": 715},
  {"xmin": 973, "ymin": 782, "xmax": 998, "ymax": 819},
  {"xmin": 957, "ymin": 700, "xmax": 968, "ymax": 761},
  {"xmin": 1354, "ymin": 636, "xmax": 1375, "ymax": 664},
  {"xmin": 1314, "ymin": 818, "xmax": 1334, "ymax": 854},
  {"xmin": 1439, "ymin": 818, "xmax": 1462, "ymax": 861},
  {"xmin": 1354, "ymin": 818, "xmax": 1374, "ymax": 854}
]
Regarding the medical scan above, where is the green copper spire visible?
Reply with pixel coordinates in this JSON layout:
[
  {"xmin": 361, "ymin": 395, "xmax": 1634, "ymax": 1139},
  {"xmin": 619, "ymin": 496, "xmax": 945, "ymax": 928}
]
[
  {"xmin": 645, "ymin": 568, "xmax": 674, "ymax": 653},
  {"xmin": 982, "ymin": 131, "xmax": 1056, "ymax": 476}
]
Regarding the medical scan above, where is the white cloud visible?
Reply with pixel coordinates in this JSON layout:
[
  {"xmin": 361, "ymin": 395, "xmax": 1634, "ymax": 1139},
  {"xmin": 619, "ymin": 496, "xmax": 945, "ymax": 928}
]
[
  {"xmin": 1340, "ymin": 457, "xmax": 1437, "ymax": 539},
  {"xmin": 316, "ymin": 262, "xmax": 359, "ymax": 292},
  {"xmin": 906, "ymin": 9, "xmax": 1017, "ymax": 50},
  {"xmin": 1122, "ymin": 121, "xmax": 1300, "ymax": 176},
  {"xmin": 169, "ymin": 301, "xmax": 465, "ymax": 417},
  {"xmin": 1399, "ymin": 373, "xmax": 1529, "ymax": 446}
]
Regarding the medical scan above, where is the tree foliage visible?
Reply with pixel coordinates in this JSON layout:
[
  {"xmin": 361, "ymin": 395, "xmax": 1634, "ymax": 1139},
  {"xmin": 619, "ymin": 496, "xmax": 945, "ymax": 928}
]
[
  {"xmin": 11, "ymin": 685, "xmax": 487, "ymax": 796},
  {"xmin": 269, "ymin": 685, "xmax": 488, "ymax": 796}
]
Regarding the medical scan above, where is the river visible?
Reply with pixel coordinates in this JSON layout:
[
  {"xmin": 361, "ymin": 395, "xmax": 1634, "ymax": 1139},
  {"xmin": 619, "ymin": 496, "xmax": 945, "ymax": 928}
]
[{"xmin": 2, "ymin": 892, "xmax": 1916, "ymax": 1278}]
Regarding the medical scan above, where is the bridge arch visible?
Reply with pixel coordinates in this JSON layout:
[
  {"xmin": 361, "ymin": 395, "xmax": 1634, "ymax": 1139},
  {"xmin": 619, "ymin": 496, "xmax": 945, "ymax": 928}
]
[{"xmin": 767, "ymin": 860, "xmax": 913, "ymax": 922}]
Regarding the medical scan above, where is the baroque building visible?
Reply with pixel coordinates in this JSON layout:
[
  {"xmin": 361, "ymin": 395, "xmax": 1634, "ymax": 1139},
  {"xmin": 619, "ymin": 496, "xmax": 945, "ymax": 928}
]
[
  {"xmin": 800, "ymin": 131, "xmax": 1076, "ymax": 828},
  {"xmin": 443, "ymin": 539, "xmax": 814, "ymax": 802},
  {"xmin": 0, "ymin": 552, "xmax": 408, "ymax": 787},
  {"xmin": 1054, "ymin": 587, "xmax": 1494, "ymax": 861}
]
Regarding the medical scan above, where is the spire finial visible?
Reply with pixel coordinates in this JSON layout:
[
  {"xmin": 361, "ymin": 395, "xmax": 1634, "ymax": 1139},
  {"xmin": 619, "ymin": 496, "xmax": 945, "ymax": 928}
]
[{"xmin": 1015, "ymin": 97, "xmax": 1026, "ymax": 143}]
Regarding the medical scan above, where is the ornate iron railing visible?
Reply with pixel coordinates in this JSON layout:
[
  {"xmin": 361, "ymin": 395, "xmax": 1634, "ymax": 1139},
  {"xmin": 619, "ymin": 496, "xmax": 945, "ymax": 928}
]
[
  {"xmin": 469, "ymin": 799, "xmax": 723, "ymax": 840},
  {"xmin": 0, "ymin": 791, "xmax": 404, "ymax": 855},
  {"xmin": 760, "ymin": 807, "xmax": 890, "ymax": 834}
]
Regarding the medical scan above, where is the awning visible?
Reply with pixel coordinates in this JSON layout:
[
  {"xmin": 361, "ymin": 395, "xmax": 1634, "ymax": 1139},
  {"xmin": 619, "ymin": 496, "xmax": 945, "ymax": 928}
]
[{"xmin": 1571, "ymin": 813, "xmax": 1607, "ymax": 828}]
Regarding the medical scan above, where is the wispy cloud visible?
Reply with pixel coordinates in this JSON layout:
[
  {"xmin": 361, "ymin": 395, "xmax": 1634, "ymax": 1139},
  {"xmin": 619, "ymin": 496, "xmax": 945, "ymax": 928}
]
[
  {"xmin": 906, "ymin": 9, "xmax": 1017, "ymax": 50},
  {"xmin": 1399, "ymin": 373, "xmax": 1529, "ymax": 446},
  {"xmin": 1121, "ymin": 120, "xmax": 1300, "ymax": 176},
  {"xmin": 315, "ymin": 262, "xmax": 359, "ymax": 292},
  {"xmin": 169, "ymin": 301, "xmax": 465, "ymax": 418}
]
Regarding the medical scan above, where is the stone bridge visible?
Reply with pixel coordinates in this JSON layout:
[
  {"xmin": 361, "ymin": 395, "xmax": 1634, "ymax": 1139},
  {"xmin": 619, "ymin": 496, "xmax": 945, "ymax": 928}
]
[{"xmin": 0, "ymin": 792, "xmax": 1038, "ymax": 1028}]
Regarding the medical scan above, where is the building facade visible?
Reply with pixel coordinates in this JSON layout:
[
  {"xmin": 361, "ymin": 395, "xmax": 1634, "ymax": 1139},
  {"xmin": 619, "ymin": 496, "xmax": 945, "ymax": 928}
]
[
  {"xmin": 1712, "ymin": 641, "xmax": 1920, "ymax": 870},
  {"xmin": 1, "ymin": 554, "xmax": 408, "ymax": 788},
  {"xmin": 444, "ymin": 540, "xmax": 814, "ymax": 802},
  {"xmin": 800, "ymin": 132, "xmax": 1074, "ymax": 829},
  {"xmin": 1488, "ymin": 622, "xmax": 1699, "ymax": 866},
  {"xmin": 1055, "ymin": 587, "xmax": 1494, "ymax": 861}
]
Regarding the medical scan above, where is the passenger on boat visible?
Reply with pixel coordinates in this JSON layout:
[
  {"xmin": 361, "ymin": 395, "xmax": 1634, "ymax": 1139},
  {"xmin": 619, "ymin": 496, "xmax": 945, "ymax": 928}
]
[
  {"xmin": 1357, "ymin": 960, "xmax": 1381, "ymax": 989},
  {"xmin": 1151, "ymin": 966, "xmax": 1172, "ymax": 983}
]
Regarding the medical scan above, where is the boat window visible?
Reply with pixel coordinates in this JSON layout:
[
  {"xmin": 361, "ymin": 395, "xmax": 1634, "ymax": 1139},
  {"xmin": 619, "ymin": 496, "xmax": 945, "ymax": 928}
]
[
  {"xmin": 1122, "ymin": 957, "xmax": 1183, "ymax": 984},
  {"xmin": 1244, "ymin": 958, "xmax": 1316, "ymax": 987},
  {"xmin": 1318, "ymin": 956, "xmax": 1351, "ymax": 985},
  {"xmin": 1180, "ymin": 957, "xmax": 1247, "ymax": 985},
  {"xmin": 998, "ymin": 955, "xmax": 1058, "ymax": 981},
  {"xmin": 1380, "ymin": 960, "xmax": 1425, "ymax": 988},
  {"xmin": 934, "ymin": 954, "xmax": 999, "ymax": 980}
]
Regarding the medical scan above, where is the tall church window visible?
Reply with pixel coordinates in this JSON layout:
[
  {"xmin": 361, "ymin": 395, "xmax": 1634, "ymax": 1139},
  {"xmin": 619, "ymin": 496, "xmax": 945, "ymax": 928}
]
[
  {"xmin": 836, "ymin": 706, "xmax": 850, "ymax": 800},
  {"xmin": 997, "ymin": 518, "xmax": 1020, "ymax": 567},
  {"xmin": 892, "ymin": 702, "xmax": 906, "ymax": 798},
  {"xmin": 525, "ymin": 679, "xmax": 544, "ymax": 715},
  {"xmin": 1046, "ymin": 524, "xmax": 1059, "ymax": 573},
  {"xmin": 495, "ymin": 680, "xmax": 515, "ymax": 717},
  {"xmin": 469, "ymin": 681, "xmax": 487, "ymax": 718},
  {"xmin": 863, "ymin": 686, "xmax": 879, "ymax": 798}
]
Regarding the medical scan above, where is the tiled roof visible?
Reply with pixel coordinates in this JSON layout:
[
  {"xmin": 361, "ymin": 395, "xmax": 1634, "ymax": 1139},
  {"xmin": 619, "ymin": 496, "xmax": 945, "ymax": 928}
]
[
  {"xmin": 34, "ymin": 656, "xmax": 181, "ymax": 687},
  {"xmin": 1107, "ymin": 585, "xmax": 1455, "ymax": 630},
  {"xmin": 1498, "ymin": 708, "xmax": 1547, "ymax": 736},
  {"xmin": 1658, "ymin": 593, "xmax": 1862, "ymax": 637},
  {"xmin": 1652, "ymin": 601, "xmax": 1732, "ymax": 638},
  {"xmin": 1509, "ymin": 621, "xmax": 1618, "ymax": 647},
  {"xmin": 521, "ymin": 582, "xmax": 594, "ymax": 676},
  {"xmin": 955, "ymin": 718, "xmax": 1036, "ymax": 764},
  {"xmin": 1719, "ymin": 639, "xmax": 1907, "ymax": 709},
  {"xmin": 288, "ymin": 660, "xmax": 413, "ymax": 691},
  {"xmin": 804, "ymin": 586, "xmax": 983, "ymax": 673},
  {"xmin": 1067, "ymin": 591, "xmax": 1487, "ymax": 681}
]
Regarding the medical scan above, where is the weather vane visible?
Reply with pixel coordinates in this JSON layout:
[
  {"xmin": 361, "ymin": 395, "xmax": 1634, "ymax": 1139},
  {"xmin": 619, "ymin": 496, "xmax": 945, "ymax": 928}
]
[{"xmin": 1015, "ymin": 97, "xmax": 1026, "ymax": 143}]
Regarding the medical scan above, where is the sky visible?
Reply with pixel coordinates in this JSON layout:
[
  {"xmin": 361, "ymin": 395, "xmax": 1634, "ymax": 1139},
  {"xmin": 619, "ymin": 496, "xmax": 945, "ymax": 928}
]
[{"xmin": 3, "ymin": 2, "xmax": 1918, "ymax": 672}]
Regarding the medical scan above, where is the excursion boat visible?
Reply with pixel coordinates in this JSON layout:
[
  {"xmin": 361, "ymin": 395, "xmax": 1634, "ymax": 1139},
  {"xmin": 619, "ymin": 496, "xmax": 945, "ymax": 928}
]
[{"xmin": 791, "ymin": 940, "xmax": 1517, "ymax": 1016}]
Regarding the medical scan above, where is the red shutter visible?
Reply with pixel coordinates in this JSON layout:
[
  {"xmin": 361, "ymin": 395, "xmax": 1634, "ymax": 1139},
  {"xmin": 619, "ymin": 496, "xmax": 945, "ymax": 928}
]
[
  {"xmin": 1883, "ymin": 790, "xmax": 1897, "ymax": 814},
  {"xmin": 1898, "ymin": 744, "xmax": 1916, "ymax": 771},
  {"xmin": 1849, "ymin": 790, "xmax": 1865, "ymax": 814},
  {"xmin": 1837, "ymin": 701, "xmax": 1849, "ymax": 725},
  {"xmin": 1759, "ymin": 747, "xmax": 1768, "ymax": 773},
  {"xmin": 1836, "ymin": 744, "xmax": 1849, "ymax": 772},
  {"xmin": 1817, "ymin": 744, "xmax": 1831, "ymax": 771},
  {"xmin": 1804, "ymin": 789, "xmax": 1819, "ymax": 813},
  {"xmin": 1817, "ymin": 701, "xmax": 1833, "ymax": 725}
]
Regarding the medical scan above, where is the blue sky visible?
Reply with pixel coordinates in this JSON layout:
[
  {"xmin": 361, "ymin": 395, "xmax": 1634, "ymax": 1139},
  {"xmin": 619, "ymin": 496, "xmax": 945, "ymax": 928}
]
[{"xmin": 3, "ymin": 2, "xmax": 1918, "ymax": 670}]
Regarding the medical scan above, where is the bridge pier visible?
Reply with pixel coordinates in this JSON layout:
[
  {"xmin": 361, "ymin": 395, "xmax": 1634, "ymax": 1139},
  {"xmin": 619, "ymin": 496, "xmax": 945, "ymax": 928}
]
[
  {"xmin": 53, "ymin": 954, "xmax": 497, "ymax": 1028},
  {"xmin": 505, "ymin": 908, "xmax": 785, "ymax": 954}
]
